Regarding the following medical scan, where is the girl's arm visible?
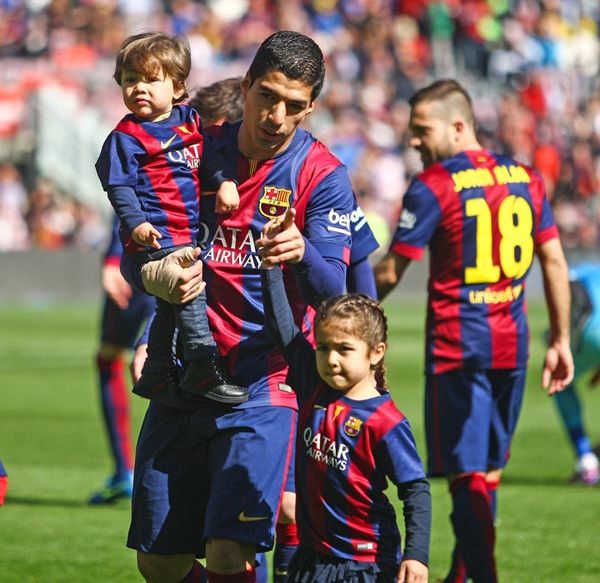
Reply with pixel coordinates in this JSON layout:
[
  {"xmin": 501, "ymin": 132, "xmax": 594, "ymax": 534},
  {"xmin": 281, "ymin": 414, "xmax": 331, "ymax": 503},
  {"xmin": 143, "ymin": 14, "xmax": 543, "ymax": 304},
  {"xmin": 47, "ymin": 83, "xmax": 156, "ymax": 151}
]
[
  {"xmin": 397, "ymin": 478, "xmax": 431, "ymax": 570},
  {"xmin": 261, "ymin": 267, "xmax": 310, "ymax": 363}
]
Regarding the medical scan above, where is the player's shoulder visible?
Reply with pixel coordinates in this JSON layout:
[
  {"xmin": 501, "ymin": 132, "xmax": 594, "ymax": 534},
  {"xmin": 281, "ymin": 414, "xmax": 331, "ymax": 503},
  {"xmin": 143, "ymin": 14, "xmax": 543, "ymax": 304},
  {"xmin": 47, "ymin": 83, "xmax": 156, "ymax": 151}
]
[
  {"xmin": 203, "ymin": 120, "xmax": 239, "ymax": 143},
  {"xmin": 295, "ymin": 128, "xmax": 344, "ymax": 168}
]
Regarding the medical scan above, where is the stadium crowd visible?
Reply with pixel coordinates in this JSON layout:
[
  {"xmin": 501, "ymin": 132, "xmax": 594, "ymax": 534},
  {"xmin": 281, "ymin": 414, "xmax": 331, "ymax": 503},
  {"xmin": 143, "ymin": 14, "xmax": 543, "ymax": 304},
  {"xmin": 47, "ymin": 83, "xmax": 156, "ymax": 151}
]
[{"xmin": 1, "ymin": 0, "xmax": 600, "ymax": 251}]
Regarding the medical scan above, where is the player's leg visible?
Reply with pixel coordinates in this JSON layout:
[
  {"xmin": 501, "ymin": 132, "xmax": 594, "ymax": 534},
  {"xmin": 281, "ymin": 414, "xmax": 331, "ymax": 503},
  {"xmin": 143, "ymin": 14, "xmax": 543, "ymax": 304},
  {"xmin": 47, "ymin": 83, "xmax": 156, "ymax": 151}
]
[
  {"xmin": 0, "ymin": 459, "xmax": 8, "ymax": 505},
  {"xmin": 90, "ymin": 290, "xmax": 154, "ymax": 504},
  {"xmin": 203, "ymin": 406, "xmax": 297, "ymax": 582},
  {"xmin": 425, "ymin": 370, "xmax": 497, "ymax": 583},
  {"xmin": 553, "ymin": 328, "xmax": 600, "ymax": 484},
  {"xmin": 273, "ymin": 417, "xmax": 299, "ymax": 583},
  {"xmin": 128, "ymin": 402, "xmax": 213, "ymax": 581}
]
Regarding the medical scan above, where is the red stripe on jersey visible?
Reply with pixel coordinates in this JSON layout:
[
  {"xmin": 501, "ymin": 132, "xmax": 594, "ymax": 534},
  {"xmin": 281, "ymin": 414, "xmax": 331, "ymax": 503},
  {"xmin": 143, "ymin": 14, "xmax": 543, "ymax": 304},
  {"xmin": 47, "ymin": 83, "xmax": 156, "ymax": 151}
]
[
  {"xmin": 537, "ymin": 224, "xmax": 559, "ymax": 244},
  {"xmin": 390, "ymin": 240, "xmax": 424, "ymax": 260},
  {"xmin": 420, "ymin": 166, "xmax": 464, "ymax": 373}
]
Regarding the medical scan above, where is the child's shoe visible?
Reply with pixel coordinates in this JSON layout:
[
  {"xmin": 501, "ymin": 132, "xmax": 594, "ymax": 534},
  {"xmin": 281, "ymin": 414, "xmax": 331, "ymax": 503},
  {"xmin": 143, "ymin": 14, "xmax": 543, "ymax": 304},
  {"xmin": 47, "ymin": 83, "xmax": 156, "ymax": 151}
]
[{"xmin": 181, "ymin": 351, "xmax": 248, "ymax": 404}]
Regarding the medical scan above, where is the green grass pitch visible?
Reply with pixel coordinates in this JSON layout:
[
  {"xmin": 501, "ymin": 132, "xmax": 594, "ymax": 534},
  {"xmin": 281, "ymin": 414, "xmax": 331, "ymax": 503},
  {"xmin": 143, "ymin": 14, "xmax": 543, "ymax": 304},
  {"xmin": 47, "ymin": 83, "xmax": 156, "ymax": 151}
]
[{"xmin": 0, "ymin": 298, "xmax": 599, "ymax": 582}]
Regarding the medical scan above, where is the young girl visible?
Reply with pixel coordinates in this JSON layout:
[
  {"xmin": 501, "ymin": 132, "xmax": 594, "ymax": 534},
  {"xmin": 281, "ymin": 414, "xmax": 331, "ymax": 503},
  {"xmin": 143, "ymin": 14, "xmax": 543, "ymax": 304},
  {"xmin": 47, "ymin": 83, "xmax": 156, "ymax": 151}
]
[{"xmin": 260, "ymin": 215, "xmax": 431, "ymax": 583}]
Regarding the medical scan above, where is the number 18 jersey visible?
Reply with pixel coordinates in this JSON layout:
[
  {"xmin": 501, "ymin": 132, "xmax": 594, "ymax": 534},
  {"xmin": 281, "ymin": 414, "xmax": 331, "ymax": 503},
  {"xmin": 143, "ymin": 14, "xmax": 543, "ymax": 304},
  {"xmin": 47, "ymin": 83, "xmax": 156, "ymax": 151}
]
[{"xmin": 390, "ymin": 150, "xmax": 558, "ymax": 374}]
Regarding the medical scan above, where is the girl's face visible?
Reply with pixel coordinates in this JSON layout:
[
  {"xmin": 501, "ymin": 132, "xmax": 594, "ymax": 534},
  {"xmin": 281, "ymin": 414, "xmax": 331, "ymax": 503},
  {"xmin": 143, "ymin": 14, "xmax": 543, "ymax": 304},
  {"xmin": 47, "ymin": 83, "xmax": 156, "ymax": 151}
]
[
  {"xmin": 315, "ymin": 319, "xmax": 385, "ymax": 396},
  {"xmin": 120, "ymin": 67, "xmax": 184, "ymax": 122}
]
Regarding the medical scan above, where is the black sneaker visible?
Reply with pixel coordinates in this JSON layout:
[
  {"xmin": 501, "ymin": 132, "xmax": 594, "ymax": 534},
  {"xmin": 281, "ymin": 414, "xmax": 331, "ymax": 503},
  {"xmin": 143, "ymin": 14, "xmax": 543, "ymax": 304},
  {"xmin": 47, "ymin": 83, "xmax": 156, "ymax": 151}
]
[
  {"xmin": 132, "ymin": 358, "xmax": 192, "ymax": 411},
  {"xmin": 180, "ymin": 352, "xmax": 249, "ymax": 404}
]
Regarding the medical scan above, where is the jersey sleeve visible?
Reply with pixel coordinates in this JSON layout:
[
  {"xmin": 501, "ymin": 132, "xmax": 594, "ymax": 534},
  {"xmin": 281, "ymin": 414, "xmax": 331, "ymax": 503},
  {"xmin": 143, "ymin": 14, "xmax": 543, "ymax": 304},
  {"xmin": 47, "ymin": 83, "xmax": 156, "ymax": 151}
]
[
  {"xmin": 375, "ymin": 418, "xmax": 427, "ymax": 486},
  {"xmin": 303, "ymin": 165, "xmax": 353, "ymax": 263},
  {"xmin": 389, "ymin": 177, "xmax": 442, "ymax": 261},
  {"xmin": 349, "ymin": 202, "xmax": 379, "ymax": 265},
  {"xmin": 95, "ymin": 130, "xmax": 143, "ymax": 189}
]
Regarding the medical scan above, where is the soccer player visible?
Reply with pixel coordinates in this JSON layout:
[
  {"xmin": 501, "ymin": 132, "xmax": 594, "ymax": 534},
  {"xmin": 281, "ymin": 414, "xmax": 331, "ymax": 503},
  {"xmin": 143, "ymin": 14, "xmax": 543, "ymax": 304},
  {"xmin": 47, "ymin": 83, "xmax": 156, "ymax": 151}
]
[
  {"xmin": 89, "ymin": 216, "xmax": 155, "ymax": 504},
  {"xmin": 552, "ymin": 262, "xmax": 600, "ymax": 485},
  {"xmin": 260, "ymin": 223, "xmax": 430, "ymax": 582},
  {"xmin": 0, "ymin": 459, "xmax": 8, "ymax": 505},
  {"xmin": 127, "ymin": 31, "xmax": 355, "ymax": 583},
  {"xmin": 374, "ymin": 79, "xmax": 573, "ymax": 583},
  {"xmin": 96, "ymin": 32, "xmax": 247, "ymax": 406}
]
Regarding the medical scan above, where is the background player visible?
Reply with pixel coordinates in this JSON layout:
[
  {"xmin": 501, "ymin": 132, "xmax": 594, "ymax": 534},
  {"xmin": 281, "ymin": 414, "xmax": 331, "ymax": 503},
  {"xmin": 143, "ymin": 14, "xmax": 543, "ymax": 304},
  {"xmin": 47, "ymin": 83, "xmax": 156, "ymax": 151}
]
[
  {"xmin": 89, "ymin": 217, "xmax": 155, "ymax": 504},
  {"xmin": 374, "ymin": 79, "xmax": 573, "ymax": 583},
  {"xmin": 0, "ymin": 459, "xmax": 7, "ymax": 505},
  {"xmin": 127, "ymin": 31, "xmax": 355, "ymax": 583},
  {"xmin": 96, "ymin": 32, "xmax": 246, "ymax": 406},
  {"xmin": 552, "ymin": 262, "xmax": 600, "ymax": 485},
  {"xmin": 260, "ymin": 216, "xmax": 430, "ymax": 583}
]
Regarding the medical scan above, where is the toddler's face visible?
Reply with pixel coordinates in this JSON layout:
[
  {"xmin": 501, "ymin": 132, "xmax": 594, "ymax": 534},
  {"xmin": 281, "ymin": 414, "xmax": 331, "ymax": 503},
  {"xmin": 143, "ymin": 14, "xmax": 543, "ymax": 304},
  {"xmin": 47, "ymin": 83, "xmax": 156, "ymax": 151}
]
[{"xmin": 120, "ymin": 68, "xmax": 184, "ymax": 122}]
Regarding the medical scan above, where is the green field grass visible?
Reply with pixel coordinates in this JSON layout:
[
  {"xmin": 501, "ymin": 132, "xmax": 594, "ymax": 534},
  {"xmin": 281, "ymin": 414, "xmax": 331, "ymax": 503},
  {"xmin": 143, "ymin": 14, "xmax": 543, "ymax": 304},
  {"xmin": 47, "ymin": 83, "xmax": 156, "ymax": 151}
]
[{"xmin": 1, "ymin": 299, "xmax": 599, "ymax": 582}]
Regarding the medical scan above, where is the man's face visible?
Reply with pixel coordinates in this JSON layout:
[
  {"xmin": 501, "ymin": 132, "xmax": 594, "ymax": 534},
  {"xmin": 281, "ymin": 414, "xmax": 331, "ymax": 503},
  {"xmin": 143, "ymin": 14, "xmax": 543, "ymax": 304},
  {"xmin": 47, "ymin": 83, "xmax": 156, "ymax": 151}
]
[
  {"xmin": 408, "ymin": 101, "xmax": 458, "ymax": 168},
  {"xmin": 238, "ymin": 70, "xmax": 315, "ymax": 160}
]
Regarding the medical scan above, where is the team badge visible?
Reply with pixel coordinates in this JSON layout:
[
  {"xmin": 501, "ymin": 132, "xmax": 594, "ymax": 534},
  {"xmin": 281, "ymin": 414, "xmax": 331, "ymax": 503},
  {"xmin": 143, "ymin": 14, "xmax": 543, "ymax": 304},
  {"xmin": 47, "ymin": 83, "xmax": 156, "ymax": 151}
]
[
  {"xmin": 344, "ymin": 416, "xmax": 363, "ymax": 437},
  {"xmin": 259, "ymin": 185, "xmax": 292, "ymax": 218}
]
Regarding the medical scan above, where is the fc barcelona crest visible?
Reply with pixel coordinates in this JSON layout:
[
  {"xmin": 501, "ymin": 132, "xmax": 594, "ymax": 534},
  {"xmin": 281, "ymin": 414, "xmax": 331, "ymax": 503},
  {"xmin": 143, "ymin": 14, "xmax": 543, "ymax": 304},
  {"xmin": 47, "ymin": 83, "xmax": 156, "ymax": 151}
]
[
  {"xmin": 259, "ymin": 185, "xmax": 292, "ymax": 218},
  {"xmin": 344, "ymin": 416, "xmax": 363, "ymax": 437}
]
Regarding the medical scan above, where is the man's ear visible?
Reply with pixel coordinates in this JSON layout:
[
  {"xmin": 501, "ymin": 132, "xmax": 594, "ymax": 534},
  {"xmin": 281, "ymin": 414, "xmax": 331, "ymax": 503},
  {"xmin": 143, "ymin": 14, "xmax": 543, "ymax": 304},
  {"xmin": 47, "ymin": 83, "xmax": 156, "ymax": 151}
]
[{"xmin": 241, "ymin": 74, "xmax": 251, "ymax": 98}]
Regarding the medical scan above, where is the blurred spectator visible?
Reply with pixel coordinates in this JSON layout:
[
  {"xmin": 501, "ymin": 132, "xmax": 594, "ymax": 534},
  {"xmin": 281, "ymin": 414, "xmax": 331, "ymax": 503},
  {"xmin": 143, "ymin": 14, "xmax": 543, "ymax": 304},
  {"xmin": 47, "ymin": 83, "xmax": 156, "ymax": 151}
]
[{"xmin": 1, "ymin": 0, "xmax": 600, "ymax": 252}]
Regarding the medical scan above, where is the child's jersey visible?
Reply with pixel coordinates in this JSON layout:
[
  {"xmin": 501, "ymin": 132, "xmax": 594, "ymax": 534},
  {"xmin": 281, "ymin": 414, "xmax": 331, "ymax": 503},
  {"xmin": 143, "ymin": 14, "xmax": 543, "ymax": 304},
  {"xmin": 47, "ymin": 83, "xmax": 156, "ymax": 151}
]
[
  {"xmin": 96, "ymin": 105, "xmax": 206, "ymax": 253},
  {"xmin": 261, "ymin": 268, "xmax": 430, "ymax": 565},
  {"xmin": 390, "ymin": 150, "xmax": 559, "ymax": 374},
  {"xmin": 199, "ymin": 122, "xmax": 354, "ymax": 409}
]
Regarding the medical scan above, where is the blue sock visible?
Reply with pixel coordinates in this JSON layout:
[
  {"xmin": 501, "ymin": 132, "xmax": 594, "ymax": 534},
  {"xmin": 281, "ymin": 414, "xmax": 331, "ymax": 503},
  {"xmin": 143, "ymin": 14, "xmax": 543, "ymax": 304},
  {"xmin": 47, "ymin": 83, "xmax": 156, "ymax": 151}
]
[{"xmin": 554, "ymin": 385, "xmax": 592, "ymax": 457}]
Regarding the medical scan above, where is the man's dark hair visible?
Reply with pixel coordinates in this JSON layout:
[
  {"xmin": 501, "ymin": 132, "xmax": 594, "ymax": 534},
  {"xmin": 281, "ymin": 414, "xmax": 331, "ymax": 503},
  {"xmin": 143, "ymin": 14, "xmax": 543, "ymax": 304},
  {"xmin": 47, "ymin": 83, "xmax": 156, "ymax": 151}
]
[
  {"xmin": 409, "ymin": 79, "xmax": 475, "ymax": 127},
  {"xmin": 247, "ymin": 31, "xmax": 325, "ymax": 101},
  {"xmin": 189, "ymin": 77, "xmax": 244, "ymax": 125}
]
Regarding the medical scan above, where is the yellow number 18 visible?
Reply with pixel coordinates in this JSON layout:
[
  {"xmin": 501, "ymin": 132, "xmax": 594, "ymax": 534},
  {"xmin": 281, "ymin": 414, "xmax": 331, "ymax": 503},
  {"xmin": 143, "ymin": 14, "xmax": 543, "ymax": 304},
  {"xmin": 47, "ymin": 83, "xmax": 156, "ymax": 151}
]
[{"xmin": 464, "ymin": 195, "xmax": 534, "ymax": 284}]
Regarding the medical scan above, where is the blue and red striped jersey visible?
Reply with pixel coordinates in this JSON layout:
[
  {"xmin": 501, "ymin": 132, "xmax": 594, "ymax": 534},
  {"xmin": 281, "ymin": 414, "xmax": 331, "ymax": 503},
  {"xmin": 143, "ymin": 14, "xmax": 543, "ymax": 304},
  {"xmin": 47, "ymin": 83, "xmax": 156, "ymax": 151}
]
[
  {"xmin": 199, "ymin": 122, "xmax": 354, "ymax": 408},
  {"xmin": 296, "ymin": 386, "xmax": 426, "ymax": 562},
  {"xmin": 96, "ymin": 105, "xmax": 204, "ymax": 253},
  {"xmin": 350, "ymin": 200, "xmax": 379, "ymax": 265},
  {"xmin": 390, "ymin": 149, "xmax": 559, "ymax": 374}
]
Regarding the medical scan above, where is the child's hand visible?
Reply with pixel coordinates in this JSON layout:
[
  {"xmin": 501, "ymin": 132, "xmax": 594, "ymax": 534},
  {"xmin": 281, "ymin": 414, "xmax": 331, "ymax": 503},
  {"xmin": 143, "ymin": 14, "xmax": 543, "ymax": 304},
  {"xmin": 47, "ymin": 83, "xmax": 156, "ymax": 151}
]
[
  {"xmin": 215, "ymin": 180, "xmax": 240, "ymax": 213},
  {"xmin": 397, "ymin": 559, "xmax": 428, "ymax": 583},
  {"xmin": 132, "ymin": 222, "xmax": 162, "ymax": 249}
]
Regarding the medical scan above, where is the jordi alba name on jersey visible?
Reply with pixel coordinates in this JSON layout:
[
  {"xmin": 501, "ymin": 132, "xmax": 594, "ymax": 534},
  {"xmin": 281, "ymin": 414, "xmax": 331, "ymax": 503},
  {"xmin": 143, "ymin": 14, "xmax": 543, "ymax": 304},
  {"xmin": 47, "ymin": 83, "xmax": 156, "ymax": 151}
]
[
  {"xmin": 391, "ymin": 150, "xmax": 558, "ymax": 373},
  {"xmin": 96, "ymin": 105, "xmax": 202, "ymax": 250},
  {"xmin": 199, "ymin": 123, "xmax": 353, "ymax": 408},
  {"xmin": 297, "ymin": 385, "xmax": 425, "ymax": 562}
]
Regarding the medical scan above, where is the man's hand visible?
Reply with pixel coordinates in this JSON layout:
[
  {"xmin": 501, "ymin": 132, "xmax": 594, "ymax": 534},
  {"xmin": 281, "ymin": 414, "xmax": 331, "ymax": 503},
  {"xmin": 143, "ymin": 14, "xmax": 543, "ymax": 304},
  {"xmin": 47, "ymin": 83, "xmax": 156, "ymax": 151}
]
[
  {"xmin": 141, "ymin": 246, "xmax": 205, "ymax": 304},
  {"xmin": 132, "ymin": 221, "xmax": 162, "ymax": 249},
  {"xmin": 102, "ymin": 263, "xmax": 132, "ymax": 310},
  {"xmin": 397, "ymin": 559, "xmax": 428, "ymax": 582},
  {"xmin": 542, "ymin": 338, "xmax": 574, "ymax": 395},
  {"xmin": 215, "ymin": 180, "xmax": 240, "ymax": 214},
  {"xmin": 257, "ymin": 208, "xmax": 305, "ymax": 267},
  {"xmin": 130, "ymin": 343, "xmax": 147, "ymax": 383}
]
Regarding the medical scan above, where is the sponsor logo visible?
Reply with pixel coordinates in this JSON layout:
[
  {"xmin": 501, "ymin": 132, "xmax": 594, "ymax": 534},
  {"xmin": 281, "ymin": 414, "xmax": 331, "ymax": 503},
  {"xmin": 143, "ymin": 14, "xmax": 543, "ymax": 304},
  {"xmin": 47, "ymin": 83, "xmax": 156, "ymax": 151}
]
[
  {"xmin": 160, "ymin": 134, "xmax": 177, "ymax": 149},
  {"xmin": 198, "ymin": 222, "xmax": 263, "ymax": 270},
  {"xmin": 468, "ymin": 284, "xmax": 523, "ymax": 305},
  {"xmin": 344, "ymin": 416, "xmax": 364, "ymax": 437},
  {"xmin": 399, "ymin": 208, "xmax": 416, "ymax": 230},
  {"xmin": 238, "ymin": 511, "xmax": 269, "ymax": 522},
  {"xmin": 303, "ymin": 427, "xmax": 349, "ymax": 471},
  {"xmin": 313, "ymin": 404, "xmax": 326, "ymax": 410},
  {"xmin": 259, "ymin": 185, "xmax": 292, "ymax": 218},
  {"xmin": 278, "ymin": 383, "xmax": 293, "ymax": 393},
  {"xmin": 350, "ymin": 206, "xmax": 369, "ymax": 231},
  {"xmin": 327, "ymin": 209, "xmax": 351, "ymax": 235},
  {"xmin": 356, "ymin": 542, "xmax": 374, "ymax": 551}
]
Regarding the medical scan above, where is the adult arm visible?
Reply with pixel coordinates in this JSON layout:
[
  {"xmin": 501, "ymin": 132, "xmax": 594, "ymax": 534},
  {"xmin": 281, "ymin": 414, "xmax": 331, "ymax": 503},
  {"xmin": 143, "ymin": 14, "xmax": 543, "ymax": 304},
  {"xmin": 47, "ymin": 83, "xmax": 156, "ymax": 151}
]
[
  {"xmin": 374, "ymin": 253, "xmax": 412, "ymax": 301},
  {"xmin": 102, "ymin": 217, "xmax": 132, "ymax": 310},
  {"xmin": 537, "ymin": 237, "xmax": 574, "ymax": 393},
  {"xmin": 347, "ymin": 257, "xmax": 377, "ymax": 297}
]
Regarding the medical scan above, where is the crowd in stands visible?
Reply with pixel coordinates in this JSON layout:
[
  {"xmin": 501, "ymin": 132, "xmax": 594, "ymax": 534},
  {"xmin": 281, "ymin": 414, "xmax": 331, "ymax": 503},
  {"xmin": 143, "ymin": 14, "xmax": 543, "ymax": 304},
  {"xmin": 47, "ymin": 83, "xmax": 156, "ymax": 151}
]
[{"xmin": 1, "ymin": 0, "xmax": 599, "ymax": 252}]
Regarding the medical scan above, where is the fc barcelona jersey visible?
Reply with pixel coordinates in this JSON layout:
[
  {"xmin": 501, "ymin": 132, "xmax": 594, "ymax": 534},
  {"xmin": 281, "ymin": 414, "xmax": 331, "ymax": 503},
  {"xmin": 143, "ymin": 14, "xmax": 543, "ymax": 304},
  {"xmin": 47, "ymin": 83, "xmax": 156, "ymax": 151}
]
[
  {"xmin": 96, "ymin": 105, "xmax": 204, "ymax": 252},
  {"xmin": 390, "ymin": 150, "xmax": 558, "ymax": 374},
  {"xmin": 199, "ymin": 122, "xmax": 354, "ymax": 408}
]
